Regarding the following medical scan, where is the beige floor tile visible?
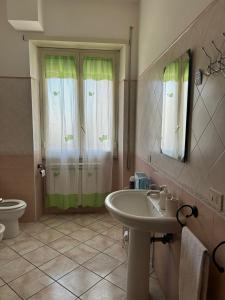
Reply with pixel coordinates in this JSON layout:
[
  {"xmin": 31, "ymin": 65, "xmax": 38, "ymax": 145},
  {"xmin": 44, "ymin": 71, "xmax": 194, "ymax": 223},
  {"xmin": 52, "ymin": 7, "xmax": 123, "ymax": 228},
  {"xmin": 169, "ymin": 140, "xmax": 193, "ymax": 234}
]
[
  {"xmin": 0, "ymin": 285, "xmax": 21, "ymax": 300},
  {"xmin": 0, "ymin": 257, "xmax": 35, "ymax": 283},
  {"xmin": 65, "ymin": 244, "xmax": 100, "ymax": 265},
  {"xmin": 104, "ymin": 243, "xmax": 128, "ymax": 262},
  {"xmin": 3, "ymin": 231, "xmax": 30, "ymax": 246},
  {"xmin": 9, "ymin": 268, "xmax": 53, "ymax": 299},
  {"xmin": 58, "ymin": 266, "xmax": 101, "ymax": 296},
  {"xmin": 83, "ymin": 253, "xmax": 121, "ymax": 277},
  {"xmin": 10, "ymin": 237, "xmax": 43, "ymax": 255},
  {"xmin": 20, "ymin": 222, "xmax": 49, "ymax": 235},
  {"xmin": 105, "ymin": 263, "xmax": 128, "ymax": 291},
  {"xmin": 86, "ymin": 213, "xmax": 107, "ymax": 220},
  {"xmin": 85, "ymin": 234, "xmax": 115, "ymax": 251},
  {"xmin": 34, "ymin": 228, "xmax": 63, "ymax": 243},
  {"xmin": 42, "ymin": 217, "xmax": 67, "ymax": 228},
  {"xmin": 40, "ymin": 255, "xmax": 78, "ymax": 280},
  {"xmin": 73, "ymin": 216, "xmax": 96, "ymax": 226},
  {"xmin": 100, "ymin": 216, "xmax": 118, "ymax": 226},
  {"xmin": 69, "ymin": 228, "xmax": 98, "ymax": 242},
  {"xmin": 81, "ymin": 279, "xmax": 125, "ymax": 300},
  {"xmin": 29, "ymin": 282, "xmax": 77, "ymax": 300},
  {"xmin": 39, "ymin": 214, "xmax": 56, "ymax": 222},
  {"xmin": 61, "ymin": 214, "xmax": 77, "ymax": 221},
  {"xmin": 23, "ymin": 245, "xmax": 59, "ymax": 267},
  {"xmin": 96, "ymin": 213, "xmax": 110, "ymax": 220},
  {"xmin": 87, "ymin": 221, "xmax": 113, "ymax": 233},
  {"xmin": 102, "ymin": 227, "xmax": 123, "ymax": 241},
  {"xmin": 55, "ymin": 222, "xmax": 82, "ymax": 235},
  {"xmin": 92, "ymin": 220, "xmax": 114, "ymax": 229},
  {"xmin": 0, "ymin": 246, "xmax": 20, "ymax": 267},
  {"xmin": 48, "ymin": 236, "xmax": 80, "ymax": 253}
]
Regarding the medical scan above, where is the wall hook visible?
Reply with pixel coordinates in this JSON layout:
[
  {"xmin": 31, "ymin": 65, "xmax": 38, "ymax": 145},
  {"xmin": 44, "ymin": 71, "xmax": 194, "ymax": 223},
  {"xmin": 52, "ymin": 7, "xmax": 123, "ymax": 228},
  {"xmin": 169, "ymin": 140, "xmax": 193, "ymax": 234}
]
[
  {"xmin": 211, "ymin": 40, "xmax": 223, "ymax": 56},
  {"xmin": 176, "ymin": 205, "xmax": 198, "ymax": 227},
  {"xmin": 202, "ymin": 47, "xmax": 212, "ymax": 61},
  {"xmin": 212, "ymin": 241, "xmax": 225, "ymax": 273},
  {"xmin": 201, "ymin": 47, "xmax": 214, "ymax": 75}
]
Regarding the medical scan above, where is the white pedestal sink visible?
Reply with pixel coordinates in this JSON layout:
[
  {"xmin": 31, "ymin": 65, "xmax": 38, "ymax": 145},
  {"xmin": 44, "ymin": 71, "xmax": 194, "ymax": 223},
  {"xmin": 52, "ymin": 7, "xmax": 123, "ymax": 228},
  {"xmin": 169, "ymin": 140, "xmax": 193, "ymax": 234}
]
[{"xmin": 105, "ymin": 190, "xmax": 181, "ymax": 300}]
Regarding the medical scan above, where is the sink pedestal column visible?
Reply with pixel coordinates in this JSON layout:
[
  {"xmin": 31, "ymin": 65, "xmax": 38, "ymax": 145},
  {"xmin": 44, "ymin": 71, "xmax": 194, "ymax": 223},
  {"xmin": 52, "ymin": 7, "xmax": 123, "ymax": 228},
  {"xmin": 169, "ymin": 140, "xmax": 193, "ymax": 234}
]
[{"xmin": 127, "ymin": 229, "xmax": 150, "ymax": 300}]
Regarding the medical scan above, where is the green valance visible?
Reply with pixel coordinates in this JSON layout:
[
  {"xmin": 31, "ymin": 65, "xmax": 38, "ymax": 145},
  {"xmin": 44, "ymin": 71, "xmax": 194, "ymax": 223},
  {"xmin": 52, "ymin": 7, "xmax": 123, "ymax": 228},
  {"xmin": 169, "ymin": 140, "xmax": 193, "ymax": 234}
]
[
  {"xmin": 164, "ymin": 58, "xmax": 189, "ymax": 82},
  {"xmin": 163, "ymin": 60, "xmax": 179, "ymax": 82},
  {"xmin": 182, "ymin": 59, "xmax": 189, "ymax": 82},
  {"xmin": 44, "ymin": 55, "xmax": 77, "ymax": 79},
  {"xmin": 83, "ymin": 57, "xmax": 113, "ymax": 80}
]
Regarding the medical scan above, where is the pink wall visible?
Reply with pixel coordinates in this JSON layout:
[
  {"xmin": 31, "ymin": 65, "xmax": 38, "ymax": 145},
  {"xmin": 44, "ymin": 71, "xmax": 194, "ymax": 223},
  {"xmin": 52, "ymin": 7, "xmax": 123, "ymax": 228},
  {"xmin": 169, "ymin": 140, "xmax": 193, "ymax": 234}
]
[
  {"xmin": 0, "ymin": 77, "xmax": 42, "ymax": 222},
  {"xmin": 136, "ymin": 157, "xmax": 225, "ymax": 300},
  {"xmin": 135, "ymin": 1, "xmax": 225, "ymax": 299}
]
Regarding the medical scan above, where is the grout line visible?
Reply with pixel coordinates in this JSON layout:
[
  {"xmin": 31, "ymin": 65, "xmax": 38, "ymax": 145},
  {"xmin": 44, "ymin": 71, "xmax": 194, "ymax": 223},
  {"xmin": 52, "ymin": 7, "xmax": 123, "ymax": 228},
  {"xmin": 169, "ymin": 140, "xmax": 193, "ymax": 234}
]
[{"xmin": 0, "ymin": 214, "xmax": 127, "ymax": 298}]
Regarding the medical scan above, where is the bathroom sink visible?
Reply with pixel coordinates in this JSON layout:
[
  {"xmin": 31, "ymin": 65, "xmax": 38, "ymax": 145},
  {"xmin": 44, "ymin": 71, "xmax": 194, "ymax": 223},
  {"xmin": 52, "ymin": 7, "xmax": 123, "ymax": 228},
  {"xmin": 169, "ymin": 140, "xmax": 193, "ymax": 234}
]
[
  {"xmin": 105, "ymin": 189, "xmax": 181, "ymax": 300},
  {"xmin": 105, "ymin": 189, "xmax": 180, "ymax": 233}
]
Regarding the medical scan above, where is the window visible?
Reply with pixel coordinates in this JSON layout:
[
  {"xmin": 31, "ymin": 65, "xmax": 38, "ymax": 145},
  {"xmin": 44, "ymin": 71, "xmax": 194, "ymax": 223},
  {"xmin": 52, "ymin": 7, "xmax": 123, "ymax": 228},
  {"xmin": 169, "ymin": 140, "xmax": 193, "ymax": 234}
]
[
  {"xmin": 41, "ymin": 49, "xmax": 117, "ymax": 162},
  {"xmin": 40, "ymin": 49, "xmax": 118, "ymax": 209}
]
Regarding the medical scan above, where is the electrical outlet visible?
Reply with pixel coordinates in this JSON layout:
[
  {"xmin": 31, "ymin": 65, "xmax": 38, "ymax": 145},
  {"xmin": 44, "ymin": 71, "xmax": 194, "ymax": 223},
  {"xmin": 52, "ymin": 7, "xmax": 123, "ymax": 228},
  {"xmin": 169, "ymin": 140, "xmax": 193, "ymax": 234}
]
[{"xmin": 209, "ymin": 188, "xmax": 224, "ymax": 211}]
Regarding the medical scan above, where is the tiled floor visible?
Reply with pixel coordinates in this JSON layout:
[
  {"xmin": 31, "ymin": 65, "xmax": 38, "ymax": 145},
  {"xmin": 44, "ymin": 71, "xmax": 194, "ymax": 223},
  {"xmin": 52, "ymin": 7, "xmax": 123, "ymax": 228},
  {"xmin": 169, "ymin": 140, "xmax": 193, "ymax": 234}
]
[{"xmin": 0, "ymin": 213, "xmax": 166, "ymax": 299}]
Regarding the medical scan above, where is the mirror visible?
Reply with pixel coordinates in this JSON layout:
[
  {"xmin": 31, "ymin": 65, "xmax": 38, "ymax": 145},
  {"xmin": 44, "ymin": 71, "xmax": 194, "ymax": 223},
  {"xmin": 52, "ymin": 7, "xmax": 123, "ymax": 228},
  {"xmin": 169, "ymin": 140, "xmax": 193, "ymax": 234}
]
[{"xmin": 160, "ymin": 50, "xmax": 191, "ymax": 161}]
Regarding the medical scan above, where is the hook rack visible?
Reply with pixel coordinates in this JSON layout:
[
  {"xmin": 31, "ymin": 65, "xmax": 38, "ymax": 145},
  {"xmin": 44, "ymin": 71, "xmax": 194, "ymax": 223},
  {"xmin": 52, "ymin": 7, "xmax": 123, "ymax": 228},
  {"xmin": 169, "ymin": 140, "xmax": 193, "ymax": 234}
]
[
  {"xmin": 176, "ymin": 205, "xmax": 198, "ymax": 227},
  {"xmin": 212, "ymin": 241, "xmax": 225, "ymax": 273},
  {"xmin": 201, "ymin": 32, "xmax": 225, "ymax": 76}
]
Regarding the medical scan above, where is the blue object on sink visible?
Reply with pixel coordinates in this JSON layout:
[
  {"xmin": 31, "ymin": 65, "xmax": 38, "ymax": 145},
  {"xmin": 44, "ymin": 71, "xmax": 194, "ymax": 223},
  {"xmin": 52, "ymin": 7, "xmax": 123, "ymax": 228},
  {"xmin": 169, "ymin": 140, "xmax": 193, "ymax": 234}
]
[{"xmin": 134, "ymin": 172, "xmax": 151, "ymax": 189}]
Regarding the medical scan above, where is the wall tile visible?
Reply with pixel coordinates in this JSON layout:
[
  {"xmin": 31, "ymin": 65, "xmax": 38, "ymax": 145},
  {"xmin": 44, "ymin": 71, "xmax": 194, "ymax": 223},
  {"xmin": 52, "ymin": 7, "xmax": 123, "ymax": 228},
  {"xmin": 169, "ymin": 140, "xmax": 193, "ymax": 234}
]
[
  {"xmin": 198, "ymin": 122, "xmax": 224, "ymax": 170},
  {"xmin": 191, "ymin": 96, "xmax": 211, "ymax": 142},
  {"xmin": 135, "ymin": 1, "xmax": 225, "ymax": 299}
]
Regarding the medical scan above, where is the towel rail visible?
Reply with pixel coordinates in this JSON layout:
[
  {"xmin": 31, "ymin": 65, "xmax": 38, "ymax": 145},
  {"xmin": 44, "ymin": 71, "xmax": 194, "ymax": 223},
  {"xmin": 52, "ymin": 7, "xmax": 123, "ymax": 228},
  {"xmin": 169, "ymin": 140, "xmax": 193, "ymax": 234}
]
[
  {"xmin": 176, "ymin": 205, "xmax": 198, "ymax": 227},
  {"xmin": 212, "ymin": 241, "xmax": 225, "ymax": 273}
]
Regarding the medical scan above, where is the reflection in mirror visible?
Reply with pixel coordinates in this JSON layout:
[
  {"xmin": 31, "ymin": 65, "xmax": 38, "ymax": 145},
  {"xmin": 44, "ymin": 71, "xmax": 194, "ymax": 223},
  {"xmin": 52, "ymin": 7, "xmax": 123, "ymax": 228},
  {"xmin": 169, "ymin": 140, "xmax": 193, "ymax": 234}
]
[{"xmin": 161, "ymin": 50, "xmax": 191, "ymax": 161}]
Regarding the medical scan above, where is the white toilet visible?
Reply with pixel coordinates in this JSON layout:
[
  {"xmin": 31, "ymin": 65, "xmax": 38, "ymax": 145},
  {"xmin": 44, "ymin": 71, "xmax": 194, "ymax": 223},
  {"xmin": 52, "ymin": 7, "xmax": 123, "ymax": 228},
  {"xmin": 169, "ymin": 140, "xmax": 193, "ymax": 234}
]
[
  {"xmin": 0, "ymin": 199, "xmax": 27, "ymax": 239},
  {"xmin": 0, "ymin": 224, "xmax": 5, "ymax": 241}
]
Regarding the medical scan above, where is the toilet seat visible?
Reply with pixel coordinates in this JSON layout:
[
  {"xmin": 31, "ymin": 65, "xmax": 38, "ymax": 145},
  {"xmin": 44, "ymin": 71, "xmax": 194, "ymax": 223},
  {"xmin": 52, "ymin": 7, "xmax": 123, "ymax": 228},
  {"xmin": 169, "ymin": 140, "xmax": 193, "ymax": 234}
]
[{"xmin": 0, "ymin": 199, "xmax": 26, "ymax": 211}]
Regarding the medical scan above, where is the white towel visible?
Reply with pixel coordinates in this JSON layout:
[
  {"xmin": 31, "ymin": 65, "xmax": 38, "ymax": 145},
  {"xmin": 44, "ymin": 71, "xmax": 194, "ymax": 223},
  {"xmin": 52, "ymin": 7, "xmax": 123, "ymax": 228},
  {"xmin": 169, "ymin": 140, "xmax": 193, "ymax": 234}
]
[{"xmin": 179, "ymin": 227, "xmax": 209, "ymax": 300}]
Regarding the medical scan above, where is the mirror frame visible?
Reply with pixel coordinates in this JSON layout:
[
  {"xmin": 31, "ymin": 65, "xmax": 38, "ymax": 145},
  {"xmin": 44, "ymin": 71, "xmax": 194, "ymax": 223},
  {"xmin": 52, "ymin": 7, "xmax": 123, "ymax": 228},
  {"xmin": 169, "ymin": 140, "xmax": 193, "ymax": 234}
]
[{"xmin": 160, "ymin": 49, "xmax": 192, "ymax": 162}]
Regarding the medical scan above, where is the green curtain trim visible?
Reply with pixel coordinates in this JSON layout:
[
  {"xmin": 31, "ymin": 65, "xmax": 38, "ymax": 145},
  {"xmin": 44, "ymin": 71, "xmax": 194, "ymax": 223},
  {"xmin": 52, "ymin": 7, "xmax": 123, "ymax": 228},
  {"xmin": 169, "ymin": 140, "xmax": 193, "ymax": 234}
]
[
  {"xmin": 163, "ymin": 60, "xmax": 179, "ymax": 82},
  {"xmin": 183, "ymin": 60, "xmax": 189, "ymax": 82},
  {"xmin": 164, "ymin": 58, "xmax": 189, "ymax": 82},
  {"xmin": 46, "ymin": 194, "xmax": 79, "ymax": 209},
  {"xmin": 44, "ymin": 55, "xmax": 77, "ymax": 79},
  {"xmin": 82, "ymin": 193, "xmax": 108, "ymax": 207},
  {"xmin": 46, "ymin": 193, "xmax": 107, "ymax": 209},
  {"xmin": 83, "ymin": 57, "xmax": 113, "ymax": 80}
]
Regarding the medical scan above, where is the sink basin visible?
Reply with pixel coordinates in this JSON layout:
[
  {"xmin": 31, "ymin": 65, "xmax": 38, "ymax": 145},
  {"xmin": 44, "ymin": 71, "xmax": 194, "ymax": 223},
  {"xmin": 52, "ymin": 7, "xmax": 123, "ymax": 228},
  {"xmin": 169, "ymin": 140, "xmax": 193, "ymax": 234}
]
[
  {"xmin": 105, "ymin": 189, "xmax": 181, "ymax": 300},
  {"xmin": 105, "ymin": 189, "xmax": 180, "ymax": 233}
]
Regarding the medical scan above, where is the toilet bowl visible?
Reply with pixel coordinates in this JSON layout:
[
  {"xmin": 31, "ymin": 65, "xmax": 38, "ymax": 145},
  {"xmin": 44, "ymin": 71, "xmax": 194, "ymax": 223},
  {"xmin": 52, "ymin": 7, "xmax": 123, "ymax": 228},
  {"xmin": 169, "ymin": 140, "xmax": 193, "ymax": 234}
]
[
  {"xmin": 0, "ymin": 199, "xmax": 27, "ymax": 239},
  {"xmin": 0, "ymin": 224, "xmax": 5, "ymax": 241}
]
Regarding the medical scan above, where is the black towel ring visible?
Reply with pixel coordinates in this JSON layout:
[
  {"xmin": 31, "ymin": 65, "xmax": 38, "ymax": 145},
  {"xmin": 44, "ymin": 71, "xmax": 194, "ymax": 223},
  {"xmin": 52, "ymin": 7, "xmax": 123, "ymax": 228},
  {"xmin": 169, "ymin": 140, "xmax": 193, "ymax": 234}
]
[
  {"xmin": 212, "ymin": 241, "xmax": 225, "ymax": 273},
  {"xmin": 176, "ymin": 205, "xmax": 198, "ymax": 227}
]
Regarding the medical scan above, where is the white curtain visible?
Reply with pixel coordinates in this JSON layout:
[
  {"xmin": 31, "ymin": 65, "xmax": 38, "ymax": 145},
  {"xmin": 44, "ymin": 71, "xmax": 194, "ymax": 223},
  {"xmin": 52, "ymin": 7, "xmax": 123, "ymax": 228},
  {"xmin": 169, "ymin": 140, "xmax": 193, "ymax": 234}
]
[
  {"xmin": 43, "ymin": 54, "xmax": 114, "ymax": 209},
  {"xmin": 161, "ymin": 57, "xmax": 189, "ymax": 160},
  {"xmin": 82, "ymin": 78, "xmax": 113, "ymax": 206}
]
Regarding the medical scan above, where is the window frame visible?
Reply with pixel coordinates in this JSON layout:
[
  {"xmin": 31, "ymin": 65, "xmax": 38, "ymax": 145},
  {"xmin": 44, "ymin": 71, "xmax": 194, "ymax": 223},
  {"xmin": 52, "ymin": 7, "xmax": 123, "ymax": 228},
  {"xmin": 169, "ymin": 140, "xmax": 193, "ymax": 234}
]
[{"xmin": 39, "ymin": 47, "xmax": 119, "ymax": 159}]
